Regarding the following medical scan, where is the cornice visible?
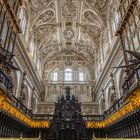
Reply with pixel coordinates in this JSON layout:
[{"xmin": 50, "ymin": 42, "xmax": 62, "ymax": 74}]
[
  {"xmin": 15, "ymin": 34, "xmax": 43, "ymax": 94},
  {"xmin": 94, "ymin": 36, "xmax": 121, "ymax": 96}
]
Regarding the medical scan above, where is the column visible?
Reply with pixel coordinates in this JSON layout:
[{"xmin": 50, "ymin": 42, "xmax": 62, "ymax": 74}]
[
  {"xmin": 73, "ymin": 67, "xmax": 78, "ymax": 83},
  {"xmin": 59, "ymin": 66, "xmax": 64, "ymax": 82}
]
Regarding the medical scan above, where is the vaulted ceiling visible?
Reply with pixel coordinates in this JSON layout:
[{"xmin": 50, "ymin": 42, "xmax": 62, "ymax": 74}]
[{"xmin": 29, "ymin": 0, "xmax": 110, "ymax": 81}]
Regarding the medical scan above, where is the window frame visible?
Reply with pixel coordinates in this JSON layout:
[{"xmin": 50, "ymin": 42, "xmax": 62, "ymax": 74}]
[{"xmin": 64, "ymin": 68, "xmax": 72, "ymax": 81}]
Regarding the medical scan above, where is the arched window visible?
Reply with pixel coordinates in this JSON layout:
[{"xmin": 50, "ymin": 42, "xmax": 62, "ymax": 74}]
[
  {"xmin": 18, "ymin": 8, "xmax": 26, "ymax": 34},
  {"xmin": 65, "ymin": 68, "xmax": 72, "ymax": 81},
  {"xmin": 100, "ymin": 99, "xmax": 105, "ymax": 114}
]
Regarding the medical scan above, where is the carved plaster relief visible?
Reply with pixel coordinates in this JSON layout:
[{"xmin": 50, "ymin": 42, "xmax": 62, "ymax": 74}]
[
  {"xmin": 61, "ymin": 0, "xmax": 77, "ymax": 20},
  {"xmin": 30, "ymin": 0, "xmax": 45, "ymax": 10},
  {"xmin": 36, "ymin": 10, "xmax": 55, "ymax": 26},
  {"xmin": 83, "ymin": 10, "xmax": 102, "ymax": 27},
  {"xmin": 36, "ymin": 25, "xmax": 56, "ymax": 39},
  {"xmin": 63, "ymin": 27, "xmax": 74, "ymax": 40},
  {"xmin": 86, "ymin": 0, "xmax": 108, "ymax": 10},
  {"xmin": 28, "ymin": 0, "xmax": 112, "ymax": 108},
  {"xmin": 81, "ymin": 25, "xmax": 101, "ymax": 46}
]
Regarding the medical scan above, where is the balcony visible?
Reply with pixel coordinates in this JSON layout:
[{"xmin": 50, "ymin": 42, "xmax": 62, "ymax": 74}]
[
  {"xmin": 85, "ymin": 66, "xmax": 140, "ymax": 121},
  {"xmin": 0, "ymin": 69, "xmax": 13, "ymax": 93},
  {"xmin": 2, "ymin": 64, "xmax": 140, "ymax": 121},
  {"xmin": 0, "ymin": 46, "xmax": 14, "ymax": 62},
  {"xmin": 122, "ymin": 65, "xmax": 140, "ymax": 96},
  {"xmin": 11, "ymin": 95, "xmax": 33, "ymax": 117},
  {"xmin": 83, "ymin": 96, "xmax": 125, "ymax": 122},
  {"xmin": 0, "ymin": 65, "xmax": 140, "ymax": 129},
  {"xmin": 11, "ymin": 95, "xmax": 53, "ymax": 121},
  {"xmin": 0, "ymin": 46, "xmax": 15, "ymax": 93}
]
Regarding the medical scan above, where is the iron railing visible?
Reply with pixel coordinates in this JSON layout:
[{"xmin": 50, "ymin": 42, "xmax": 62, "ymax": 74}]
[
  {"xmin": 0, "ymin": 63, "xmax": 140, "ymax": 123},
  {"xmin": 122, "ymin": 65, "xmax": 140, "ymax": 96},
  {"xmin": 11, "ymin": 95, "xmax": 33, "ymax": 117},
  {"xmin": 0, "ymin": 69, "xmax": 13, "ymax": 92}
]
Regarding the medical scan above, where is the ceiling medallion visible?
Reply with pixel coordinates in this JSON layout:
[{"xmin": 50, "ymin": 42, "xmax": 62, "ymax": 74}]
[
  {"xmin": 63, "ymin": 27, "xmax": 74, "ymax": 40},
  {"xmin": 65, "ymin": 60, "xmax": 72, "ymax": 66}
]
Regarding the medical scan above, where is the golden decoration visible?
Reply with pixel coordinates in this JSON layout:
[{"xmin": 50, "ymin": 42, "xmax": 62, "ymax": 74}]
[
  {"xmin": 1, "ymin": 88, "xmax": 140, "ymax": 129},
  {"xmin": 0, "ymin": 90, "xmax": 49, "ymax": 128},
  {"xmin": 87, "ymin": 88, "xmax": 140, "ymax": 128}
]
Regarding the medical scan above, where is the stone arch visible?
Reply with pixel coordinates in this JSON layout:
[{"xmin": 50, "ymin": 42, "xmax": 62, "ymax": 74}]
[
  {"xmin": 10, "ymin": 69, "xmax": 22, "ymax": 97},
  {"xmin": 107, "ymin": 0, "xmax": 115, "ymax": 39},
  {"xmin": 46, "ymin": 62, "xmax": 91, "ymax": 81},
  {"xmin": 100, "ymin": 28, "xmax": 110, "ymax": 60},
  {"xmin": 108, "ymin": 86, "xmax": 116, "ymax": 108},
  {"xmin": 17, "ymin": 0, "xmax": 30, "ymax": 40},
  {"xmin": 11, "ymin": 71, "xmax": 18, "ymax": 95},
  {"xmin": 24, "ymin": 0, "xmax": 31, "ymax": 42},
  {"xmin": 30, "ymin": 96, "xmax": 37, "ymax": 113},
  {"xmin": 100, "ymin": 98, "xmax": 105, "ymax": 114},
  {"xmin": 118, "ymin": 69, "xmax": 126, "ymax": 96},
  {"xmin": 19, "ymin": 84, "xmax": 29, "ymax": 107},
  {"xmin": 107, "ymin": 0, "xmax": 120, "ymax": 39}
]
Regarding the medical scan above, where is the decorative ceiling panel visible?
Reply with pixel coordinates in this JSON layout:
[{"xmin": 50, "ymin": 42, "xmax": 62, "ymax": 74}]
[
  {"xmin": 83, "ymin": 10, "xmax": 102, "ymax": 27},
  {"xmin": 61, "ymin": 0, "xmax": 77, "ymax": 20},
  {"xmin": 36, "ymin": 25, "xmax": 56, "ymax": 40},
  {"xmin": 86, "ymin": 0, "xmax": 108, "ymax": 10},
  {"xmin": 81, "ymin": 25, "xmax": 101, "ymax": 46},
  {"xmin": 29, "ymin": 0, "xmax": 111, "ymax": 81},
  {"xmin": 30, "ymin": 0, "xmax": 47, "ymax": 10},
  {"xmin": 35, "ymin": 10, "xmax": 55, "ymax": 27}
]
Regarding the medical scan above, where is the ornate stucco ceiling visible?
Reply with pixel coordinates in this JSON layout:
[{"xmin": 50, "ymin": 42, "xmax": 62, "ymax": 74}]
[{"xmin": 29, "ymin": 0, "xmax": 110, "ymax": 81}]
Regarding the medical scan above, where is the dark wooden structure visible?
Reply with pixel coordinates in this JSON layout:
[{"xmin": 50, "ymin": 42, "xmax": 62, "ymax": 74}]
[
  {"xmin": 0, "ymin": 66, "xmax": 140, "ymax": 139},
  {"xmin": 43, "ymin": 86, "xmax": 93, "ymax": 140}
]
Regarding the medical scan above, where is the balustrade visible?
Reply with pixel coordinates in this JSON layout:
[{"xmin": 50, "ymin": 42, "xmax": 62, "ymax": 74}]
[
  {"xmin": 0, "ymin": 65, "xmax": 140, "ymax": 138},
  {"xmin": 122, "ymin": 65, "xmax": 140, "ymax": 95},
  {"xmin": 1, "ymin": 66, "xmax": 140, "ymax": 122},
  {"xmin": 0, "ymin": 0, "xmax": 21, "ymax": 94},
  {"xmin": 0, "ymin": 69, "xmax": 13, "ymax": 92}
]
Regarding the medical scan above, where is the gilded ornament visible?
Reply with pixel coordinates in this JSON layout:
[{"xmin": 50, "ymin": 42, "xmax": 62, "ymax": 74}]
[{"xmin": 86, "ymin": 88, "xmax": 140, "ymax": 128}]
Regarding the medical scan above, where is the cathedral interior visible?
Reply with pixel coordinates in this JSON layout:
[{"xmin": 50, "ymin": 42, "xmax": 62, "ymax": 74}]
[{"xmin": 0, "ymin": 0, "xmax": 140, "ymax": 140}]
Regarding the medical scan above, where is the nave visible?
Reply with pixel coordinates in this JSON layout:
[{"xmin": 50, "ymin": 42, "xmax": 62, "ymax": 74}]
[{"xmin": 0, "ymin": 0, "xmax": 140, "ymax": 139}]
